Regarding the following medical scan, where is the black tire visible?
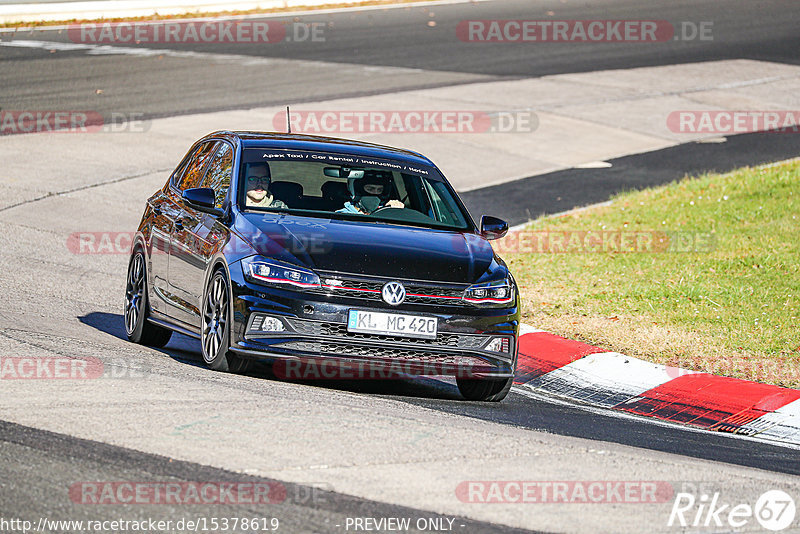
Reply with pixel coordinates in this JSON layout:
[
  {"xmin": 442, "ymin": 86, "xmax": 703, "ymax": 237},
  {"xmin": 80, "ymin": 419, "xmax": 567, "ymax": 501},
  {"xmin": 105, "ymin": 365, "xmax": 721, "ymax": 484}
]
[
  {"xmin": 124, "ymin": 250, "xmax": 172, "ymax": 348},
  {"xmin": 201, "ymin": 269, "xmax": 251, "ymax": 374},
  {"xmin": 456, "ymin": 376, "xmax": 514, "ymax": 402}
]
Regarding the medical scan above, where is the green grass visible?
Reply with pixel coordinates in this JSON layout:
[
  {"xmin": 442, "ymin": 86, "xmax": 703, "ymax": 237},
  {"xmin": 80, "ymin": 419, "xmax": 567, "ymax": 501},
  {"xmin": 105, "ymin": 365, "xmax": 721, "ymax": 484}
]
[{"xmin": 506, "ymin": 159, "xmax": 800, "ymax": 387}]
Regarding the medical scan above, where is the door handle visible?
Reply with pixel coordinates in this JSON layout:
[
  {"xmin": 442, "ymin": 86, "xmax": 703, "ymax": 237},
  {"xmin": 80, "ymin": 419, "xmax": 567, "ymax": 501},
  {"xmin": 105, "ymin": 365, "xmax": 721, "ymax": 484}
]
[
  {"xmin": 174, "ymin": 220, "xmax": 184, "ymax": 231},
  {"xmin": 152, "ymin": 206, "xmax": 162, "ymax": 216}
]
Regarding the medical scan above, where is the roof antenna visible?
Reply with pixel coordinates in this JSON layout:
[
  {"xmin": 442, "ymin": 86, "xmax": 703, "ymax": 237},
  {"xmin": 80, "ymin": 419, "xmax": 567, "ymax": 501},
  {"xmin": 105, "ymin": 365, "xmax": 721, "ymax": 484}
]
[{"xmin": 286, "ymin": 106, "xmax": 291, "ymax": 134}]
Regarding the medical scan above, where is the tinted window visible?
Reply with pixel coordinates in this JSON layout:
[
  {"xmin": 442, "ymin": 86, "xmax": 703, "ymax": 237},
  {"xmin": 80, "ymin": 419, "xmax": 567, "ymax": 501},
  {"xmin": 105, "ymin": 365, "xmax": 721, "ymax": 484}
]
[
  {"xmin": 199, "ymin": 142, "xmax": 233, "ymax": 208},
  {"xmin": 174, "ymin": 141, "xmax": 219, "ymax": 191}
]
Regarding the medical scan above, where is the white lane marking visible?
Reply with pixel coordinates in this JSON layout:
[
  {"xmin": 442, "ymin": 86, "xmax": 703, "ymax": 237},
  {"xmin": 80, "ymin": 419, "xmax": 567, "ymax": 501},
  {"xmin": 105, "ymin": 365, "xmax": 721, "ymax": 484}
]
[
  {"xmin": 519, "ymin": 324, "xmax": 546, "ymax": 336},
  {"xmin": 716, "ymin": 76, "xmax": 791, "ymax": 90},
  {"xmin": 0, "ymin": 39, "xmax": 430, "ymax": 73},
  {"xmin": 575, "ymin": 161, "xmax": 612, "ymax": 168},
  {"xmin": 510, "ymin": 386, "xmax": 800, "ymax": 451},
  {"xmin": 523, "ymin": 351, "xmax": 695, "ymax": 408},
  {"xmin": 0, "ymin": 0, "xmax": 495, "ymax": 31}
]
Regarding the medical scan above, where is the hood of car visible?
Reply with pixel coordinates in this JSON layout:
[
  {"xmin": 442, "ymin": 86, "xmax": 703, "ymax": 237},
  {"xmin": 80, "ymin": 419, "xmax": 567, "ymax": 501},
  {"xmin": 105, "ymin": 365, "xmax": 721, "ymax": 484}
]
[{"xmin": 235, "ymin": 212, "xmax": 495, "ymax": 283}]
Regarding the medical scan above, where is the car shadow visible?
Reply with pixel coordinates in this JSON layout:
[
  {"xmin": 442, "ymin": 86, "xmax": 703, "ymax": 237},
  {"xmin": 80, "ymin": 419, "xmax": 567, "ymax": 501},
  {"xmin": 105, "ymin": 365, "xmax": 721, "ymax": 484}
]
[
  {"xmin": 79, "ymin": 311, "xmax": 206, "ymax": 369},
  {"xmin": 265, "ymin": 368, "xmax": 463, "ymax": 401},
  {"xmin": 78, "ymin": 311, "xmax": 462, "ymax": 400}
]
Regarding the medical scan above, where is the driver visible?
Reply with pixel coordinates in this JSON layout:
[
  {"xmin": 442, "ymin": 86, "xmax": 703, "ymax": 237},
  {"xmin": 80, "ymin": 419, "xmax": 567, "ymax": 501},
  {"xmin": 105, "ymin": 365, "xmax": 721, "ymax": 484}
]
[
  {"xmin": 244, "ymin": 163, "xmax": 287, "ymax": 209},
  {"xmin": 337, "ymin": 171, "xmax": 404, "ymax": 215}
]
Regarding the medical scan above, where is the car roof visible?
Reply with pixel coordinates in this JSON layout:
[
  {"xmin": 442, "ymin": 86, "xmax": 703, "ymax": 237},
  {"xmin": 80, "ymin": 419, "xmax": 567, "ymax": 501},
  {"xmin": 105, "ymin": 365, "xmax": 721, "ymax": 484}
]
[{"xmin": 205, "ymin": 131, "xmax": 436, "ymax": 168}]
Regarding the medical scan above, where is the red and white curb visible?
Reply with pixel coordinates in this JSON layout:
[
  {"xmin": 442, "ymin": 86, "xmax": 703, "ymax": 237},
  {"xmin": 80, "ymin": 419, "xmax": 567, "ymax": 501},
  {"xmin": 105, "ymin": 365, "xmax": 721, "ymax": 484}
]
[{"xmin": 513, "ymin": 326, "xmax": 800, "ymax": 446}]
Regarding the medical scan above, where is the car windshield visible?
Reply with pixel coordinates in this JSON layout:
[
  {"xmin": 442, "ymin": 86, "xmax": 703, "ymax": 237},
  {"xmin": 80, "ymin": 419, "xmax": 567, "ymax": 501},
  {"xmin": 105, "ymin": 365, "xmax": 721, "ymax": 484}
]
[{"xmin": 238, "ymin": 149, "xmax": 471, "ymax": 230}]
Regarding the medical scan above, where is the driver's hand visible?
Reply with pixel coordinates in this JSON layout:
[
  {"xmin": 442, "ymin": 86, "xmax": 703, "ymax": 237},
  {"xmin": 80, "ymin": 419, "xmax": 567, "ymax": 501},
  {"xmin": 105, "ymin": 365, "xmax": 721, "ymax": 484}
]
[{"xmin": 385, "ymin": 199, "xmax": 405, "ymax": 209}]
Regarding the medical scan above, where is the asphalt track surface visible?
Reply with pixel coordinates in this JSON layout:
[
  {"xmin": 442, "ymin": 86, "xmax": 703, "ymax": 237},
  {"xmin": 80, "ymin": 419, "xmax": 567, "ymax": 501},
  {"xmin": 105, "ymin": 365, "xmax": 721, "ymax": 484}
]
[
  {"xmin": 1, "ymin": 0, "xmax": 799, "ymax": 118},
  {"xmin": 0, "ymin": 420, "xmax": 536, "ymax": 534},
  {"xmin": 2, "ymin": 0, "xmax": 800, "ymax": 532}
]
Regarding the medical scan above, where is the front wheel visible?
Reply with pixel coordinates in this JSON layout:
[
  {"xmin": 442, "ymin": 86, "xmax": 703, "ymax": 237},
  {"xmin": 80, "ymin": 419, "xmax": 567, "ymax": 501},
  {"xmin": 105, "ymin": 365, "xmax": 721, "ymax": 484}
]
[
  {"xmin": 201, "ymin": 270, "xmax": 251, "ymax": 373},
  {"xmin": 456, "ymin": 376, "xmax": 513, "ymax": 402},
  {"xmin": 124, "ymin": 250, "xmax": 172, "ymax": 347}
]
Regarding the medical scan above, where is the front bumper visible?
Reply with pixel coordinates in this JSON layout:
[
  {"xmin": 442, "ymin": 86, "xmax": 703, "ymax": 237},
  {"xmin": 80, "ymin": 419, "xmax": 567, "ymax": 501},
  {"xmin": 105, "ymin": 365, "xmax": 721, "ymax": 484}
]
[{"xmin": 229, "ymin": 266, "xmax": 520, "ymax": 379}]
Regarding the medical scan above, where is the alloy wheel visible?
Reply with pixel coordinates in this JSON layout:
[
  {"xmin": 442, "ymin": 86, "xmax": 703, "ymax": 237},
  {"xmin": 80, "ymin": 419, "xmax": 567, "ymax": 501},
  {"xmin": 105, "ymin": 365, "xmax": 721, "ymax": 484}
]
[
  {"xmin": 124, "ymin": 253, "xmax": 144, "ymax": 335},
  {"xmin": 202, "ymin": 275, "xmax": 228, "ymax": 362}
]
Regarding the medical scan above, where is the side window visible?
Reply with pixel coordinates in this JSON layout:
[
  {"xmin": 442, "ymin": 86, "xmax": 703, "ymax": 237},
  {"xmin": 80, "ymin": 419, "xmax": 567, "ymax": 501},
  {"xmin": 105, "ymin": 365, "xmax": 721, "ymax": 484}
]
[
  {"xmin": 199, "ymin": 143, "xmax": 233, "ymax": 209},
  {"xmin": 169, "ymin": 156, "xmax": 191, "ymax": 189},
  {"xmin": 430, "ymin": 181, "xmax": 467, "ymax": 227},
  {"xmin": 421, "ymin": 179, "xmax": 465, "ymax": 226},
  {"xmin": 422, "ymin": 179, "xmax": 445, "ymax": 222},
  {"xmin": 173, "ymin": 141, "xmax": 219, "ymax": 191}
]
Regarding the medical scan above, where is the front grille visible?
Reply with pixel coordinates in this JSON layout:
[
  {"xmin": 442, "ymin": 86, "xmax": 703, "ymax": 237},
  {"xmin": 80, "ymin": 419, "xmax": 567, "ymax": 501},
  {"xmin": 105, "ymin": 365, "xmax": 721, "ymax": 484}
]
[
  {"xmin": 284, "ymin": 318, "xmax": 488, "ymax": 349},
  {"xmin": 278, "ymin": 340, "xmax": 491, "ymax": 367},
  {"xmin": 309, "ymin": 273, "xmax": 470, "ymax": 307}
]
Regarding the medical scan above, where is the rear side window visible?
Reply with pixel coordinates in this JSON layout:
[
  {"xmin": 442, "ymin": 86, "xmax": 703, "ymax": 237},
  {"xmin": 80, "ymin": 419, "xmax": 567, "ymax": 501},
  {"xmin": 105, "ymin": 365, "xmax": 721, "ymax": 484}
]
[
  {"xmin": 173, "ymin": 141, "xmax": 219, "ymax": 191},
  {"xmin": 199, "ymin": 142, "xmax": 233, "ymax": 209}
]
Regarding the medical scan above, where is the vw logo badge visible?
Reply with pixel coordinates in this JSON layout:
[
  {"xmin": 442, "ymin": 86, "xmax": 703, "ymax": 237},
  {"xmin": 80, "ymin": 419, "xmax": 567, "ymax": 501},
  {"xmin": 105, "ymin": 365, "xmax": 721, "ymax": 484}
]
[{"xmin": 382, "ymin": 281, "xmax": 406, "ymax": 306}]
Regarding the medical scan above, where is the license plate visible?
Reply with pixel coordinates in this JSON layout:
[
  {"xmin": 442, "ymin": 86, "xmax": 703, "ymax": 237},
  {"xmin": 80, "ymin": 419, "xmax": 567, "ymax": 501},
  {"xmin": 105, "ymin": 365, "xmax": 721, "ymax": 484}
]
[{"xmin": 347, "ymin": 310, "xmax": 438, "ymax": 339}]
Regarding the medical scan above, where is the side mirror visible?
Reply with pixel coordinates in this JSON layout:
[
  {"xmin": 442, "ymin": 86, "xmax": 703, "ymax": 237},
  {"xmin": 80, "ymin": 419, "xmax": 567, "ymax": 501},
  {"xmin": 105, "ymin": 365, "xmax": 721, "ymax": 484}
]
[
  {"xmin": 480, "ymin": 215, "xmax": 508, "ymax": 240},
  {"xmin": 182, "ymin": 187, "xmax": 224, "ymax": 217}
]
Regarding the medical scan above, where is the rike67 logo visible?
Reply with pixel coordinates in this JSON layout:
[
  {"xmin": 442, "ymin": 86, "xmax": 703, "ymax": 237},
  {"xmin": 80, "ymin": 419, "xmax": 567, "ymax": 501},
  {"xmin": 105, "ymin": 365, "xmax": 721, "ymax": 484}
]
[{"xmin": 668, "ymin": 488, "xmax": 796, "ymax": 531}]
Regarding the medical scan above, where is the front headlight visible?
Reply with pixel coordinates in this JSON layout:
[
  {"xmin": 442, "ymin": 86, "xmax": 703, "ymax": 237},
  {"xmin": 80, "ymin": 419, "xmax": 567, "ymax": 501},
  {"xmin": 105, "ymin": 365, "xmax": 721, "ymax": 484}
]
[
  {"xmin": 241, "ymin": 257, "xmax": 321, "ymax": 289},
  {"xmin": 463, "ymin": 277, "xmax": 514, "ymax": 306}
]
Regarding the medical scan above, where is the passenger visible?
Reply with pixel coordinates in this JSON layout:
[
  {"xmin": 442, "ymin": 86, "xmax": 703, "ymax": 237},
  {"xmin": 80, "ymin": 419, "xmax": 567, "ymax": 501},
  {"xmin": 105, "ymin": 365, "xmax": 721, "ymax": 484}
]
[
  {"xmin": 337, "ymin": 171, "xmax": 404, "ymax": 215},
  {"xmin": 244, "ymin": 163, "xmax": 287, "ymax": 208}
]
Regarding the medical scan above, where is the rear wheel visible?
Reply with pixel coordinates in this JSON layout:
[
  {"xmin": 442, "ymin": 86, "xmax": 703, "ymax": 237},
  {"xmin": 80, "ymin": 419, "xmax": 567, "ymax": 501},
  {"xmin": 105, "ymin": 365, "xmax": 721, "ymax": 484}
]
[
  {"xmin": 201, "ymin": 269, "xmax": 251, "ymax": 373},
  {"xmin": 456, "ymin": 376, "xmax": 513, "ymax": 402},
  {"xmin": 124, "ymin": 250, "xmax": 172, "ymax": 347}
]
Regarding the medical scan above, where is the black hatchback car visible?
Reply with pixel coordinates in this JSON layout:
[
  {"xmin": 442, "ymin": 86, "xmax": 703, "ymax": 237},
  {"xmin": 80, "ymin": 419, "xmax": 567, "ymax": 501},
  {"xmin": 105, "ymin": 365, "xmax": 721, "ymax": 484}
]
[{"xmin": 125, "ymin": 131, "xmax": 520, "ymax": 401}]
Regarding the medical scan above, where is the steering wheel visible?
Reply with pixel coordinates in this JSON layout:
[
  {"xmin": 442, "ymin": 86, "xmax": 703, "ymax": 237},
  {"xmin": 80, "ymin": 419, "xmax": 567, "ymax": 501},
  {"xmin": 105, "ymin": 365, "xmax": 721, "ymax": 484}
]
[
  {"xmin": 371, "ymin": 206, "xmax": 402, "ymax": 215},
  {"xmin": 370, "ymin": 206, "xmax": 437, "ymax": 224}
]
